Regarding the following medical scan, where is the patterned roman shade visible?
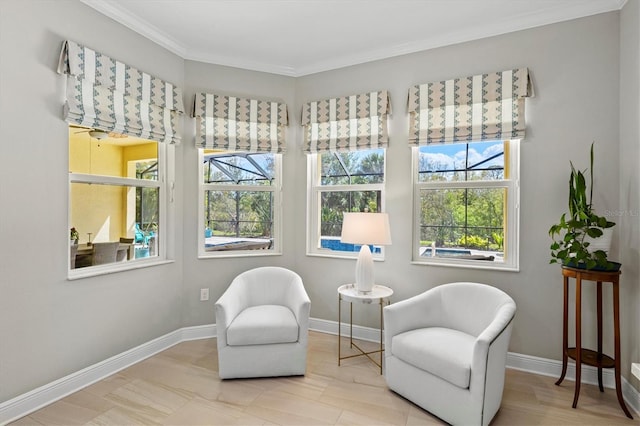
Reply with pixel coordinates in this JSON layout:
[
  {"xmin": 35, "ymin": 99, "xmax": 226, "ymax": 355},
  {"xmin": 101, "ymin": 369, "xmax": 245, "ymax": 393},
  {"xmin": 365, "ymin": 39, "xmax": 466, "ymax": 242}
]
[
  {"xmin": 57, "ymin": 40, "xmax": 184, "ymax": 144},
  {"xmin": 193, "ymin": 92, "xmax": 288, "ymax": 153},
  {"xmin": 301, "ymin": 90, "xmax": 390, "ymax": 153},
  {"xmin": 408, "ymin": 68, "xmax": 533, "ymax": 145}
]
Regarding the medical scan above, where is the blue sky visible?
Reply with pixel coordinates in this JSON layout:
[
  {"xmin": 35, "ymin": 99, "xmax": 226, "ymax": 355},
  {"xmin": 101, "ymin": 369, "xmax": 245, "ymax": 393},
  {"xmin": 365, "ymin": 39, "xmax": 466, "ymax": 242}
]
[{"xmin": 419, "ymin": 141, "xmax": 504, "ymax": 171}]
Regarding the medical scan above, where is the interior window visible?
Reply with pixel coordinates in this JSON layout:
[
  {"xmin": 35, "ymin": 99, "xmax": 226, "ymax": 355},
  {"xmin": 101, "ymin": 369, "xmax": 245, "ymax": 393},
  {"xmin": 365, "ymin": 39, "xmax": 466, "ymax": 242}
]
[{"xmin": 68, "ymin": 126, "xmax": 166, "ymax": 274}]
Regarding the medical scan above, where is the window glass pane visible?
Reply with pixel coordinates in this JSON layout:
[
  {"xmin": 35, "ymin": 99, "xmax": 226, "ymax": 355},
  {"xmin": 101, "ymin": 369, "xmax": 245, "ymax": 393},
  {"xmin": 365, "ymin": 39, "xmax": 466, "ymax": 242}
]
[
  {"xmin": 419, "ymin": 187, "xmax": 505, "ymax": 262},
  {"xmin": 318, "ymin": 190, "xmax": 381, "ymax": 253},
  {"xmin": 418, "ymin": 141, "xmax": 504, "ymax": 182},
  {"xmin": 320, "ymin": 149, "xmax": 384, "ymax": 185},
  {"xmin": 204, "ymin": 190, "xmax": 273, "ymax": 251},
  {"xmin": 69, "ymin": 128, "xmax": 158, "ymax": 179},
  {"xmin": 136, "ymin": 160, "xmax": 158, "ymax": 181},
  {"xmin": 70, "ymin": 182, "xmax": 159, "ymax": 267},
  {"xmin": 203, "ymin": 152, "xmax": 274, "ymax": 185},
  {"xmin": 137, "ymin": 187, "xmax": 159, "ymax": 233}
]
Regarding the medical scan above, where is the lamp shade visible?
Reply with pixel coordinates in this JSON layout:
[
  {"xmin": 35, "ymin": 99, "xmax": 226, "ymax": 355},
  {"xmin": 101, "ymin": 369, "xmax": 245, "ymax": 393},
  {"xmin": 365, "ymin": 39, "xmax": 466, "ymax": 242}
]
[
  {"xmin": 341, "ymin": 212, "xmax": 391, "ymax": 293},
  {"xmin": 340, "ymin": 212, "xmax": 392, "ymax": 246}
]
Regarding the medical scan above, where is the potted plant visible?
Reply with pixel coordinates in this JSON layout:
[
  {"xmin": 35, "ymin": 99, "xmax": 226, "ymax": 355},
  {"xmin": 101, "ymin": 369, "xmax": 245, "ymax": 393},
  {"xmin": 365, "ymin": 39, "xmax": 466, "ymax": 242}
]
[
  {"xmin": 70, "ymin": 227, "xmax": 79, "ymax": 245},
  {"xmin": 549, "ymin": 143, "xmax": 619, "ymax": 271}
]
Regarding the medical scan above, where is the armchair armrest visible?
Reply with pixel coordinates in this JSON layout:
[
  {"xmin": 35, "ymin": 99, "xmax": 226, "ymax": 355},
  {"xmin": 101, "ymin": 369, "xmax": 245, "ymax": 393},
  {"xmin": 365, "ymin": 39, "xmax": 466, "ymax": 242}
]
[
  {"xmin": 215, "ymin": 279, "xmax": 250, "ymax": 347},
  {"xmin": 283, "ymin": 277, "xmax": 311, "ymax": 323},
  {"xmin": 283, "ymin": 277, "xmax": 311, "ymax": 342},
  {"xmin": 470, "ymin": 301, "xmax": 516, "ymax": 391}
]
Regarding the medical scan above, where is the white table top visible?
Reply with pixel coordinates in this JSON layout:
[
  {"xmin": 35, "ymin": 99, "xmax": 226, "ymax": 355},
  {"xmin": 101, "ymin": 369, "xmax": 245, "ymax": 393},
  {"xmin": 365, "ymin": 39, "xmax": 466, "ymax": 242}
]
[{"xmin": 338, "ymin": 284, "xmax": 393, "ymax": 303}]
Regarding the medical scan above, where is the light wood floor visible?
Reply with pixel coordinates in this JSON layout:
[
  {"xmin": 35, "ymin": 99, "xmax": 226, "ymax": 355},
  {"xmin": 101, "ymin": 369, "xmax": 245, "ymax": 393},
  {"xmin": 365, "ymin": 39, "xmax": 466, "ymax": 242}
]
[{"xmin": 11, "ymin": 331, "xmax": 639, "ymax": 425}]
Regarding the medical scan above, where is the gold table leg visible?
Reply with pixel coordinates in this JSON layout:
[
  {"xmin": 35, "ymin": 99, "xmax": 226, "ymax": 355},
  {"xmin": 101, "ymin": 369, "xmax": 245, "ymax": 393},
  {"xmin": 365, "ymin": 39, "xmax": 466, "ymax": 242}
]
[
  {"xmin": 337, "ymin": 295, "xmax": 388, "ymax": 374},
  {"xmin": 338, "ymin": 293, "xmax": 341, "ymax": 366}
]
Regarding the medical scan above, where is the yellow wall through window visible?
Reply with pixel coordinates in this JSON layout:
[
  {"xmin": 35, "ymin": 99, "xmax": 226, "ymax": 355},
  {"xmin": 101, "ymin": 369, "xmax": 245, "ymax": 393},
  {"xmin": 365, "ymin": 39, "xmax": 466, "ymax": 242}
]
[{"xmin": 69, "ymin": 128, "xmax": 157, "ymax": 243}]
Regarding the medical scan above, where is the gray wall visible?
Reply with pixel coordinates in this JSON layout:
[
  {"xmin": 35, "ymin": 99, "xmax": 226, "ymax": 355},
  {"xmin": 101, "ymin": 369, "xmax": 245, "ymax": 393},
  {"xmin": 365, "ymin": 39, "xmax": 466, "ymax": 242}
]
[
  {"xmin": 180, "ymin": 61, "xmax": 297, "ymax": 326},
  {"xmin": 1, "ymin": 0, "xmax": 638, "ymax": 404},
  {"xmin": 0, "ymin": 1, "xmax": 185, "ymax": 401},
  {"xmin": 293, "ymin": 11, "xmax": 624, "ymax": 362},
  {"xmin": 620, "ymin": 0, "xmax": 640, "ymax": 391}
]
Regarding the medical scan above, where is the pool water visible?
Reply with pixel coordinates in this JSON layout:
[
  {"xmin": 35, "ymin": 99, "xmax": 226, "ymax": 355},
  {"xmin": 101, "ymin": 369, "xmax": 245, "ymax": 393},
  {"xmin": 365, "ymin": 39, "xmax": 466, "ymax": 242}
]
[{"xmin": 320, "ymin": 238, "xmax": 382, "ymax": 253}]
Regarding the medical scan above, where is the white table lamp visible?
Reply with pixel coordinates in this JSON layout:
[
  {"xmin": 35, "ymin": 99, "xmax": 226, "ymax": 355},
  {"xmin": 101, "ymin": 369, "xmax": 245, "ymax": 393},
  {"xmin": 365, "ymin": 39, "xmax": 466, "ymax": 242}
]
[{"xmin": 340, "ymin": 212, "xmax": 392, "ymax": 293}]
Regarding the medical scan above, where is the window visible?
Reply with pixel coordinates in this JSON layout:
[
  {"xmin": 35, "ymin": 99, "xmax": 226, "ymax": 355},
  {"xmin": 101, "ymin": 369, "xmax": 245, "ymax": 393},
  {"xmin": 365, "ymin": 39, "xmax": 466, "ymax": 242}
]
[
  {"xmin": 307, "ymin": 148, "xmax": 386, "ymax": 257},
  {"xmin": 60, "ymin": 40, "xmax": 183, "ymax": 276},
  {"xmin": 412, "ymin": 140, "xmax": 519, "ymax": 270},
  {"xmin": 407, "ymin": 69, "xmax": 531, "ymax": 271},
  {"xmin": 198, "ymin": 150, "xmax": 281, "ymax": 257},
  {"xmin": 69, "ymin": 126, "xmax": 169, "ymax": 275}
]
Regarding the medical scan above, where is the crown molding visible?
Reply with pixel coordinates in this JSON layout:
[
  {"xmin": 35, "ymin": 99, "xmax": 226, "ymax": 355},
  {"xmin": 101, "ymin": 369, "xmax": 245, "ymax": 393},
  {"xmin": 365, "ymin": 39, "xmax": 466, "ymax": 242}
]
[
  {"xmin": 183, "ymin": 50, "xmax": 298, "ymax": 77},
  {"xmin": 294, "ymin": 0, "xmax": 626, "ymax": 76},
  {"xmin": 81, "ymin": 0, "xmax": 626, "ymax": 77},
  {"xmin": 80, "ymin": 0, "xmax": 187, "ymax": 58}
]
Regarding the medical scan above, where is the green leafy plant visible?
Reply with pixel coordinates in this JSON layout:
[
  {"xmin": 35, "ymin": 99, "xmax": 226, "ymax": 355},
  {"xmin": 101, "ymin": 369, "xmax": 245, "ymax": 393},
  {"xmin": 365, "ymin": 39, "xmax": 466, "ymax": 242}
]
[
  {"xmin": 457, "ymin": 235, "xmax": 489, "ymax": 250},
  {"xmin": 549, "ymin": 143, "xmax": 616, "ymax": 270},
  {"xmin": 70, "ymin": 227, "xmax": 79, "ymax": 241},
  {"xmin": 491, "ymin": 232, "xmax": 504, "ymax": 250}
]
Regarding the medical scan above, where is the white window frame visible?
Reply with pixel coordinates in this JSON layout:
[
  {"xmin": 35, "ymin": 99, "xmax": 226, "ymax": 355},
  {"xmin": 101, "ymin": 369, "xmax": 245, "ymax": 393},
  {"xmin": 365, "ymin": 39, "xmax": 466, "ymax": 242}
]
[
  {"xmin": 68, "ymin": 142, "xmax": 173, "ymax": 279},
  {"xmin": 198, "ymin": 150, "xmax": 282, "ymax": 258},
  {"xmin": 411, "ymin": 140, "xmax": 520, "ymax": 271},
  {"xmin": 306, "ymin": 150, "xmax": 387, "ymax": 260}
]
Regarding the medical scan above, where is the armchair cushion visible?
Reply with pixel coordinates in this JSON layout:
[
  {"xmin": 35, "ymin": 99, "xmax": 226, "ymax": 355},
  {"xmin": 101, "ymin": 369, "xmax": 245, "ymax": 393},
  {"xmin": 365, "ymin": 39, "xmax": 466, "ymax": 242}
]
[
  {"xmin": 227, "ymin": 305, "xmax": 299, "ymax": 346},
  {"xmin": 392, "ymin": 327, "xmax": 474, "ymax": 389}
]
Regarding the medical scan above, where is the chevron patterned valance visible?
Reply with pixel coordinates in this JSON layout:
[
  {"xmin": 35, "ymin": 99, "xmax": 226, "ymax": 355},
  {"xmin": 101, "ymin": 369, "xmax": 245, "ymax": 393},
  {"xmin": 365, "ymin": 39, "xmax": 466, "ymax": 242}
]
[
  {"xmin": 193, "ymin": 92, "xmax": 288, "ymax": 153},
  {"xmin": 301, "ymin": 90, "xmax": 390, "ymax": 153},
  {"xmin": 57, "ymin": 40, "xmax": 184, "ymax": 144},
  {"xmin": 408, "ymin": 68, "xmax": 533, "ymax": 145}
]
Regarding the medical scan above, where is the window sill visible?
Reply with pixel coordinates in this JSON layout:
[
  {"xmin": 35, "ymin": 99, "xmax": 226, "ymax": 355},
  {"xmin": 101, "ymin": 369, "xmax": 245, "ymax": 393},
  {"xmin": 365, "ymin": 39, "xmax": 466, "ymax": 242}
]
[
  {"xmin": 198, "ymin": 250, "xmax": 282, "ymax": 259},
  {"xmin": 306, "ymin": 251, "xmax": 386, "ymax": 261},
  {"xmin": 411, "ymin": 258, "xmax": 519, "ymax": 272},
  {"xmin": 68, "ymin": 259, "xmax": 175, "ymax": 280}
]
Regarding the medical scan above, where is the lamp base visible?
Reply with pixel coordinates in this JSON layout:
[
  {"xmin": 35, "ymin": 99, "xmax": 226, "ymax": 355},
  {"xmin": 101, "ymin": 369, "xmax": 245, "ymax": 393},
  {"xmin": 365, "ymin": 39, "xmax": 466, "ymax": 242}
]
[{"xmin": 355, "ymin": 245, "xmax": 374, "ymax": 293}]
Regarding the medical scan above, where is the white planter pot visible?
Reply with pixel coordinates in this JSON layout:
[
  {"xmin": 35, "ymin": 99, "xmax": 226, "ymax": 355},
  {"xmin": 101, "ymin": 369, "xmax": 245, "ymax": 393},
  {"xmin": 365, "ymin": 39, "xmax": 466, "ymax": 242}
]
[{"xmin": 584, "ymin": 227, "xmax": 613, "ymax": 253}]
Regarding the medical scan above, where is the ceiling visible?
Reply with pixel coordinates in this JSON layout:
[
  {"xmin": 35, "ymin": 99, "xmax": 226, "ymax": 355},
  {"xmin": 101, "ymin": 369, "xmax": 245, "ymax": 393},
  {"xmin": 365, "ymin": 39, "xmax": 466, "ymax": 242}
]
[
  {"xmin": 69, "ymin": 126, "xmax": 151, "ymax": 146},
  {"xmin": 81, "ymin": 0, "xmax": 625, "ymax": 77}
]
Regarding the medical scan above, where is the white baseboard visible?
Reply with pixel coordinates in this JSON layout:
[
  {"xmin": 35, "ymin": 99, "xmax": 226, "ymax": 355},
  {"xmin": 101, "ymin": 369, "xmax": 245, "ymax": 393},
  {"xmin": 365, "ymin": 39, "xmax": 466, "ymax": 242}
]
[
  {"xmin": 1, "ymin": 320, "xmax": 638, "ymax": 425},
  {"xmin": 0, "ymin": 327, "xmax": 205, "ymax": 425},
  {"xmin": 507, "ymin": 352, "xmax": 640, "ymax": 417},
  {"xmin": 309, "ymin": 317, "xmax": 384, "ymax": 342},
  {"xmin": 180, "ymin": 324, "xmax": 216, "ymax": 341},
  {"xmin": 309, "ymin": 318, "xmax": 640, "ymax": 417}
]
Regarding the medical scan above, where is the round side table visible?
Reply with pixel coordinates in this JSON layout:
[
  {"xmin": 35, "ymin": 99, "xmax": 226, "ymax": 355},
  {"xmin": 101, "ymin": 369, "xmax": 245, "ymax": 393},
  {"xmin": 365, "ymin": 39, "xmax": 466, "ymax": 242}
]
[{"xmin": 337, "ymin": 284, "xmax": 393, "ymax": 374}]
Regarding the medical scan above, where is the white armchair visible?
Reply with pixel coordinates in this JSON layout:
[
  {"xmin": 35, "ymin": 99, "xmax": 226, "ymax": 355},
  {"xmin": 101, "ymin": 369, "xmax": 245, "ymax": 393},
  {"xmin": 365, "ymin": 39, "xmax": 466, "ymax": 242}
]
[
  {"xmin": 383, "ymin": 282, "xmax": 516, "ymax": 426},
  {"xmin": 215, "ymin": 267, "xmax": 311, "ymax": 379}
]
